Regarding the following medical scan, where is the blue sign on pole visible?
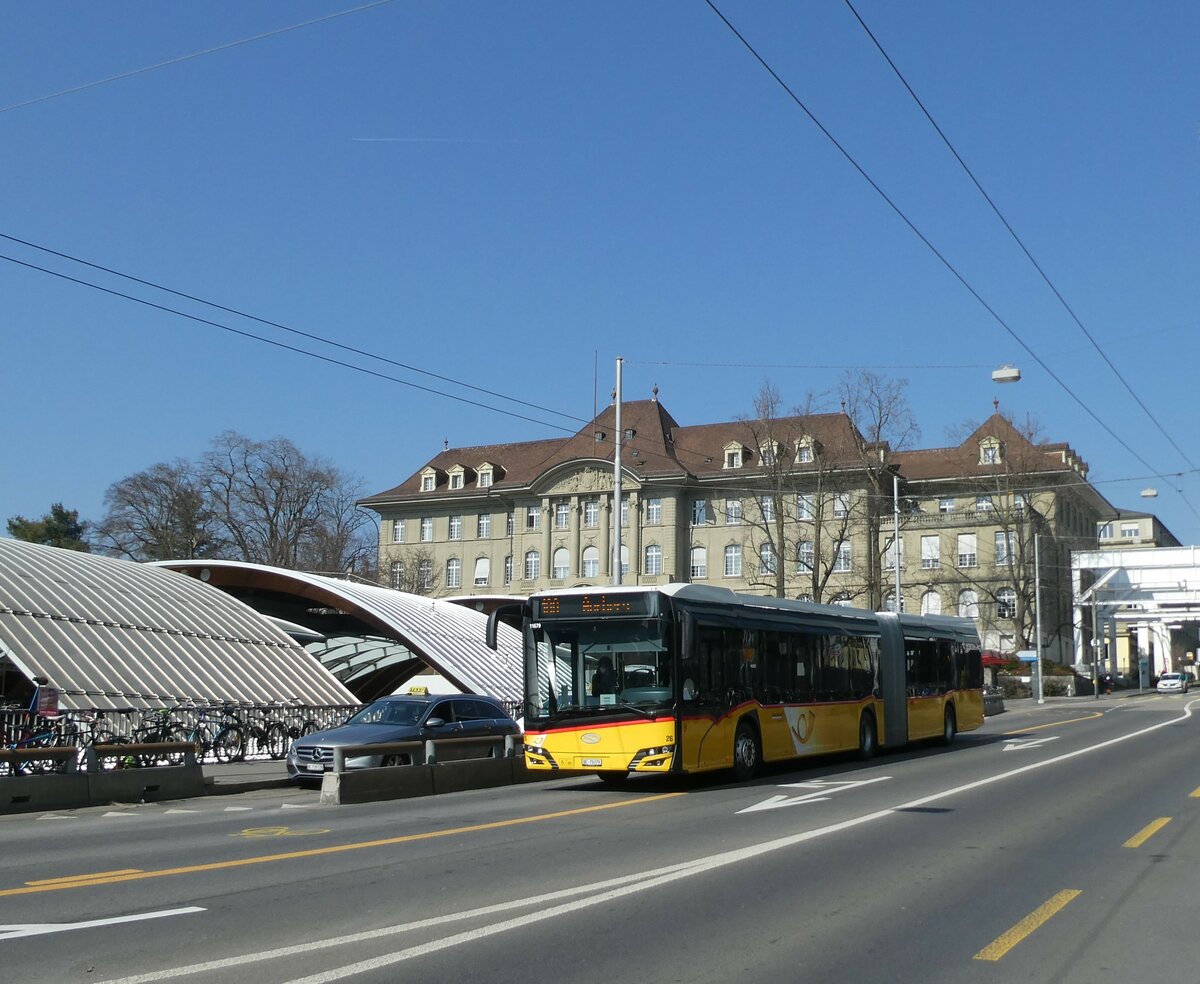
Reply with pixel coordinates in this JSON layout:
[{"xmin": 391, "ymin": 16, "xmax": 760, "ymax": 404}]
[{"xmin": 1016, "ymin": 650, "xmax": 1038, "ymax": 663}]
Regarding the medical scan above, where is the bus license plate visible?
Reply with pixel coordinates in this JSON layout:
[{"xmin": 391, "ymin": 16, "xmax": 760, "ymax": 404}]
[{"xmin": 582, "ymin": 758, "xmax": 603, "ymax": 767}]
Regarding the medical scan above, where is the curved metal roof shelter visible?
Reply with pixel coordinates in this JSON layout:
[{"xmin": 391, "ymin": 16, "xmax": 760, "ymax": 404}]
[
  {"xmin": 157, "ymin": 561, "xmax": 523, "ymax": 704},
  {"xmin": 0, "ymin": 539, "xmax": 355, "ymax": 710}
]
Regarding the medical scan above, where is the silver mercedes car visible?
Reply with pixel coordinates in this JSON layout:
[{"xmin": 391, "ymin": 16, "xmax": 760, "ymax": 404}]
[{"xmin": 287, "ymin": 693, "xmax": 520, "ymax": 782}]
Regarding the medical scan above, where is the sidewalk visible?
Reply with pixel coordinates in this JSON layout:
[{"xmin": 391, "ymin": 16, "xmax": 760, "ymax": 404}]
[{"xmin": 202, "ymin": 758, "xmax": 294, "ymax": 796}]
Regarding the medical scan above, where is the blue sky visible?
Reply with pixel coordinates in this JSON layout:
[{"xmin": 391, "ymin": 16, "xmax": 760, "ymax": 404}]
[{"xmin": 4, "ymin": 1, "xmax": 1198, "ymax": 541}]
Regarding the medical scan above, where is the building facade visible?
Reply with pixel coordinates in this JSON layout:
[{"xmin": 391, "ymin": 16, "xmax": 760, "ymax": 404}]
[{"xmin": 361, "ymin": 397, "xmax": 1125, "ymax": 663}]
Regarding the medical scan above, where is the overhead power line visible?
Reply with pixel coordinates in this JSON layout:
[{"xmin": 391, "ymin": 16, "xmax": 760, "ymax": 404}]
[{"xmin": 702, "ymin": 0, "xmax": 1200, "ymax": 524}]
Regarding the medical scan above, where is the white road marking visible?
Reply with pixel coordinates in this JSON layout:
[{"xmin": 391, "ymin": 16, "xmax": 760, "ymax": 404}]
[
  {"xmin": 37, "ymin": 814, "xmax": 75, "ymax": 821},
  {"xmin": 739, "ymin": 776, "xmax": 892, "ymax": 813},
  {"xmin": 222, "ymin": 806, "xmax": 253, "ymax": 812},
  {"xmin": 0, "ymin": 907, "xmax": 204, "ymax": 941},
  {"xmin": 163, "ymin": 809, "xmax": 200, "ymax": 815},
  {"xmin": 102, "ymin": 812, "xmax": 137, "ymax": 818},
  {"xmin": 1002, "ymin": 736, "xmax": 1060, "ymax": 752},
  {"xmin": 93, "ymin": 702, "xmax": 1197, "ymax": 984}
]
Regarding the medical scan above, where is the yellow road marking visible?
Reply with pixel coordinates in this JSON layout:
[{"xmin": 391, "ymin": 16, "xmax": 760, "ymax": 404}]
[
  {"xmin": 233, "ymin": 826, "xmax": 331, "ymax": 838},
  {"xmin": 1, "ymin": 793, "xmax": 684, "ymax": 898},
  {"xmin": 1189, "ymin": 787, "xmax": 1200, "ymax": 799},
  {"xmin": 25, "ymin": 868, "xmax": 143, "ymax": 886},
  {"xmin": 1124, "ymin": 817, "xmax": 1171, "ymax": 848},
  {"xmin": 973, "ymin": 890, "xmax": 1081, "ymax": 961},
  {"xmin": 1003, "ymin": 712, "xmax": 1102, "ymax": 736}
]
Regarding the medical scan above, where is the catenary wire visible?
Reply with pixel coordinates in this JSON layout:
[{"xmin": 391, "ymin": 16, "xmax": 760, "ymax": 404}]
[
  {"xmin": 0, "ymin": 232, "xmax": 589, "ymax": 427},
  {"xmin": 0, "ymin": 251, "xmax": 579, "ymax": 436},
  {"xmin": 702, "ymin": 0, "xmax": 1199, "ymax": 523},
  {"xmin": 0, "ymin": 0, "xmax": 400, "ymax": 116},
  {"xmin": 842, "ymin": 0, "xmax": 1197, "ymax": 473}
]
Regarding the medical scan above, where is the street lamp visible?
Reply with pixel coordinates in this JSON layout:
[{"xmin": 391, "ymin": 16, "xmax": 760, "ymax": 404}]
[{"xmin": 992, "ymin": 365, "xmax": 1021, "ymax": 383}]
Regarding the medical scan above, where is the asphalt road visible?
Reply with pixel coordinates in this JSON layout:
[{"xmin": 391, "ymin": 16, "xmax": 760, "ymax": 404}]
[{"xmin": 2, "ymin": 694, "xmax": 1197, "ymax": 984}]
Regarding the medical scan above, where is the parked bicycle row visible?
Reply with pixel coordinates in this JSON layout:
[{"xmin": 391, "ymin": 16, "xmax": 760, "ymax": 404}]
[{"xmin": 0, "ymin": 701, "xmax": 359, "ymax": 776}]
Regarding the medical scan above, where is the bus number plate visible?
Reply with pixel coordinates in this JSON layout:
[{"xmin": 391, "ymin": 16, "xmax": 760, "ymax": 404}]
[{"xmin": 582, "ymin": 758, "xmax": 603, "ymax": 767}]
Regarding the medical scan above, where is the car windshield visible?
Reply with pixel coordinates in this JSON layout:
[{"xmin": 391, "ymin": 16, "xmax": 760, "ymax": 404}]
[
  {"xmin": 344, "ymin": 700, "xmax": 426, "ymax": 727},
  {"xmin": 1161, "ymin": 674, "xmax": 1180, "ymax": 681},
  {"xmin": 526, "ymin": 619, "xmax": 672, "ymax": 721}
]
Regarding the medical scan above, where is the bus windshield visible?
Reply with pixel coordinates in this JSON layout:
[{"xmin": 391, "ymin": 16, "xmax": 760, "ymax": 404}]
[{"xmin": 526, "ymin": 619, "xmax": 672, "ymax": 721}]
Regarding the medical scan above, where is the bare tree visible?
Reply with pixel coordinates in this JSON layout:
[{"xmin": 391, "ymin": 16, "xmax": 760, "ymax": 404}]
[
  {"xmin": 94, "ymin": 460, "xmax": 224, "ymax": 561},
  {"xmin": 201, "ymin": 432, "xmax": 372, "ymax": 571},
  {"xmin": 381, "ymin": 546, "xmax": 442, "ymax": 596}
]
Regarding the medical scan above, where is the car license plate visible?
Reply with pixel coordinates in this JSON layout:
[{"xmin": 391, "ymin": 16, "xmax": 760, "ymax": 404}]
[
  {"xmin": 582, "ymin": 758, "xmax": 603, "ymax": 767},
  {"xmin": 305, "ymin": 764, "xmax": 325, "ymax": 772}
]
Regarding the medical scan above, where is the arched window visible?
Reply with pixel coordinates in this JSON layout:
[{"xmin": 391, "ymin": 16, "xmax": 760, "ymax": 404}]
[
  {"xmin": 796, "ymin": 540, "xmax": 814, "ymax": 574},
  {"xmin": 689, "ymin": 546, "xmax": 707, "ymax": 579},
  {"xmin": 389, "ymin": 560, "xmax": 404, "ymax": 590},
  {"xmin": 884, "ymin": 592, "xmax": 905, "ymax": 613},
  {"xmin": 417, "ymin": 558, "xmax": 433, "ymax": 591},
  {"xmin": 446, "ymin": 557, "xmax": 461, "ymax": 589},
  {"xmin": 724, "ymin": 544, "xmax": 742, "ymax": 577},
  {"xmin": 552, "ymin": 547, "xmax": 569, "ymax": 579},
  {"xmin": 920, "ymin": 590, "xmax": 942, "ymax": 616},
  {"xmin": 644, "ymin": 544, "xmax": 663, "ymax": 576},
  {"xmin": 759, "ymin": 542, "xmax": 776, "ymax": 575},
  {"xmin": 582, "ymin": 545, "xmax": 599, "ymax": 578},
  {"xmin": 958, "ymin": 589, "xmax": 979, "ymax": 618},
  {"xmin": 503, "ymin": 555, "xmax": 513, "ymax": 585},
  {"xmin": 619, "ymin": 544, "xmax": 629, "ymax": 577},
  {"xmin": 524, "ymin": 550, "xmax": 540, "ymax": 580},
  {"xmin": 473, "ymin": 557, "xmax": 490, "ymax": 587}
]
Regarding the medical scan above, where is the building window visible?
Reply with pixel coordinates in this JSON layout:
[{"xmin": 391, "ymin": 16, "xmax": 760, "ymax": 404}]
[
  {"xmin": 796, "ymin": 494, "xmax": 815, "ymax": 521},
  {"xmin": 759, "ymin": 542, "xmax": 776, "ymax": 575},
  {"xmin": 582, "ymin": 545, "xmax": 599, "ymax": 578},
  {"xmin": 420, "ymin": 517, "xmax": 433, "ymax": 542},
  {"xmin": 797, "ymin": 443, "xmax": 813, "ymax": 464},
  {"xmin": 833, "ymin": 493, "xmax": 850, "ymax": 519},
  {"xmin": 618, "ymin": 545, "xmax": 629, "ymax": 578},
  {"xmin": 446, "ymin": 557, "xmax": 461, "ymax": 589},
  {"xmin": 884, "ymin": 593, "xmax": 904, "ymax": 613},
  {"xmin": 957, "ymin": 533, "xmax": 977, "ymax": 568},
  {"xmin": 833, "ymin": 540, "xmax": 851, "ymax": 573},
  {"xmin": 981, "ymin": 444, "xmax": 999, "ymax": 465},
  {"xmin": 477, "ymin": 514, "xmax": 491, "ymax": 538},
  {"xmin": 503, "ymin": 555, "xmax": 513, "ymax": 585},
  {"xmin": 583, "ymin": 498, "xmax": 599, "ymax": 528},
  {"xmin": 1013, "ymin": 494, "xmax": 1027, "ymax": 515},
  {"xmin": 759, "ymin": 497, "xmax": 776, "ymax": 523},
  {"xmin": 524, "ymin": 550, "xmax": 540, "ymax": 580},
  {"xmin": 723, "ymin": 544, "xmax": 742, "ymax": 578},
  {"xmin": 920, "ymin": 590, "xmax": 942, "ymax": 616},
  {"xmin": 506, "ymin": 511, "xmax": 515, "ymax": 536},
  {"xmin": 938, "ymin": 497, "xmax": 955, "ymax": 513},
  {"xmin": 473, "ymin": 557, "xmax": 490, "ymax": 586},
  {"xmin": 797, "ymin": 540, "xmax": 814, "ymax": 574},
  {"xmin": 997, "ymin": 587, "xmax": 1017, "ymax": 619},
  {"xmin": 995, "ymin": 530, "xmax": 1014, "ymax": 566},
  {"xmin": 831, "ymin": 593, "xmax": 853, "ymax": 608},
  {"xmin": 884, "ymin": 536, "xmax": 904, "ymax": 571},
  {"xmin": 448, "ymin": 515, "xmax": 462, "ymax": 540},
  {"xmin": 976, "ymin": 496, "xmax": 993, "ymax": 512},
  {"xmin": 620, "ymin": 496, "xmax": 630, "ymax": 527},
  {"xmin": 525, "ymin": 506, "xmax": 540, "ymax": 530},
  {"xmin": 449, "ymin": 472, "xmax": 464, "ymax": 490},
  {"xmin": 421, "ymin": 473, "xmax": 435, "ymax": 492},
  {"xmin": 1121, "ymin": 523, "xmax": 1139, "ymax": 539},
  {"xmin": 644, "ymin": 544, "xmax": 663, "ymax": 576},
  {"xmin": 391, "ymin": 520, "xmax": 404, "ymax": 544},
  {"xmin": 691, "ymin": 499, "xmax": 709, "ymax": 525},
  {"xmin": 389, "ymin": 560, "xmax": 404, "ymax": 590},
  {"xmin": 690, "ymin": 546, "xmax": 707, "ymax": 579},
  {"xmin": 921, "ymin": 535, "xmax": 940, "ymax": 569},
  {"xmin": 1098, "ymin": 522, "xmax": 1113, "ymax": 540},
  {"xmin": 552, "ymin": 547, "xmax": 569, "ymax": 579},
  {"xmin": 554, "ymin": 500, "xmax": 570, "ymax": 530},
  {"xmin": 477, "ymin": 468, "xmax": 493, "ymax": 488},
  {"xmin": 647, "ymin": 498, "xmax": 662, "ymax": 524},
  {"xmin": 759, "ymin": 444, "xmax": 776, "ymax": 467},
  {"xmin": 725, "ymin": 499, "xmax": 742, "ymax": 525},
  {"xmin": 418, "ymin": 558, "xmax": 433, "ymax": 591},
  {"xmin": 724, "ymin": 448, "xmax": 742, "ymax": 469},
  {"xmin": 958, "ymin": 589, "xmax": 979, "ymax": 619}
]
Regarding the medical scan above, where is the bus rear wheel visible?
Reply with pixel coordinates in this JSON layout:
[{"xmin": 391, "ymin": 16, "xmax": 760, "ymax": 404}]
[
  {"xmin": 941, "ymin": 706, "xmax": 957, "ymax": 746},
  {"xmin": 858, "ymin": 712, "xmax": 877, "ymax": 760},
  {"xmin": 732, "ymin": 721, "xmax": 760, "ymax": 782}
]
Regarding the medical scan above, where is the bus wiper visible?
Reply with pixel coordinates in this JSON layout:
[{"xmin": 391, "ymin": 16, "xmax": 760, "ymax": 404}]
[{"xmin": 612, "ymin": 702, "xmax": 657, "ymax": 719}]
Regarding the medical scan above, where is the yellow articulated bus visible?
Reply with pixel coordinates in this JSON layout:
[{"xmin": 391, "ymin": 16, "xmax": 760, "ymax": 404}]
[{"xmin": 487, "ymin": 584, "xmax": 983, "ymax": 781}]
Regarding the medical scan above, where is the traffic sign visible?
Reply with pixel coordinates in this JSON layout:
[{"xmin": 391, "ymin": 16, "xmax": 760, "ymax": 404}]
[{"xmin": 1016, "ymin": 650, "xmax": 1038, "ymax": 663}]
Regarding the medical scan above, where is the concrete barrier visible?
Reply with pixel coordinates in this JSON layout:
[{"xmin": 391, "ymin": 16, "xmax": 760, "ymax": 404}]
[
  {"xmin": 0, "ymin": 773, "xmax": 92, "ymax": 814},
  {"xmin": 319, "ymin": 756, "xmax": 554, "ymax": 805},
  {"xmin": 89, "ymin": 764, "xmax": 206, "ymax": 804}
]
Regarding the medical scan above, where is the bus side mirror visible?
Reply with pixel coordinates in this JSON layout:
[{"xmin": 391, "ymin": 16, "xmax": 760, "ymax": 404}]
[{"xmin": 486, "ymin": 602, "xmax": 526, "ymax": 650}]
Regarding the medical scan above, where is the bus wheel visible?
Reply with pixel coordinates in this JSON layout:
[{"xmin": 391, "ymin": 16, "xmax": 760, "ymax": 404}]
[
  {"xmin": 732, "ymin": 721, "xmax": 760, "ymax": 782},
  {"xmin": 596, "ymin": 771, "xmax": 628, "ymax": 783},
  {"xmin": 858, "ymin": 712, "xmax": 877, "ymax": 760},
  {"xmin": 941, "ymin": 706, "xmax": 957, "ymax": 746}
]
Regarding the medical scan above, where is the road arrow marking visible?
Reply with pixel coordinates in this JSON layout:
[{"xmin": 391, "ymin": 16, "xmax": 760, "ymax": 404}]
[
  {"xmin": 739, "ymin": 776, "xmax": 892, "ymax": 814},
  {"xmin": 102, "ymin": 812, "xmax": 137, "ymax": 818},
  {"xmin": 0, "ymin": 906, "xmax": 204, "ymax": 941},
  {"xmin": 163, "ymin": 809, "xmax": 200, "ymax": 815},
  {"xmin": 223, "ymin": 806, "xmax": 253, "ymax": 812},
  {"xmin": 1003, "ymin": 736, "xmax": 1060, "ymax": 752}
]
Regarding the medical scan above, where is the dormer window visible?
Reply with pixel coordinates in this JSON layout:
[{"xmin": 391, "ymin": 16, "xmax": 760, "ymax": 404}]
[
  {"xmin": 420, "ymin": 469, "xmax": 437, "ymax": 492},
  {"xmin": 759, "ymin": 441, "xmax": 780, "ymax": 467},
  {"xmin": 979, "ymin": 437, "xmax": 1003, "ymax": 465},
  {"xmin": 797, "ymin": 444, "xmax": 813, "ymax": 464},
  {"xmin": 449, "ymin": 472, "xmax": 464, "ymax": 490},
  {"xmin": 478, "ymin": 466, "xmax": 493, "ymax": 488},
  {"xmin": 723, "ymin": 442, "xmax": 745, "ymax": 469}
]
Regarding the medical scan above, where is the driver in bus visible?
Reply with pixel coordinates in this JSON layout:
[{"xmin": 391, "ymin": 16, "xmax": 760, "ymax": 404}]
[{"xmin": 591, "ymin": 656, "xmax": 617, "ymax": 696}]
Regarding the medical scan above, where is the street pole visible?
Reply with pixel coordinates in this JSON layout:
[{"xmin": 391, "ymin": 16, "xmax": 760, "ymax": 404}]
[
  {"xmin": 1091, "ymin": 597, "xmax": 1101, "ymax": 699},
  {"xmin": 1034, "ymin": 532, "xmax": 1044, "ymax": 704},
  {"xmin": 893, "ymin": 474, "xmax": 901, "ymax": 612},
  {"xmin": 612, "ymin": 357, "xmax": 623, "ymax": 587}
]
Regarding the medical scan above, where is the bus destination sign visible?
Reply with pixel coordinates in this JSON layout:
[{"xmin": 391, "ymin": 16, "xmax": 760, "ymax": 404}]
[{"xmin": 534, "ymin": 592, "xmax": 655, "ymax": 619}]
